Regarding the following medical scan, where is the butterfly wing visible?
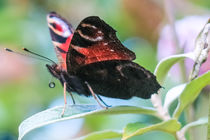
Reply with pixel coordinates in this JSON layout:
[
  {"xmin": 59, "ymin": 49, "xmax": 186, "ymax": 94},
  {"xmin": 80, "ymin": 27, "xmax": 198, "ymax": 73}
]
[
  {"xmin": 64, "ymin": 16, "xmax": 160, "ymax": 99},
  {"xmin": 75, "ymin": 60, "xmax": 161, "ymax": 99},
  {"xmin": 47, "ymin": 12, "xmax": 74, "ymax": 70},
  {"xmin": 66, "ymin": 16, "xmax": 136, "ymax": 73}
]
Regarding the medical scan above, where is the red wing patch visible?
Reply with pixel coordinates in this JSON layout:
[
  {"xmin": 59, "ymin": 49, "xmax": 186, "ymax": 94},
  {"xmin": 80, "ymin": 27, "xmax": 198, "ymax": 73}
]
[
  {"xmin": 67, "ymin": 16, "xmax": 136, "ymax": 72},
  {"xmin": 71, "ymin": 41, "xmax": 135, "ymax": 65},
  {"xmin": 47, "ymin": 12, "xmax": 74, "ymax": 70}
]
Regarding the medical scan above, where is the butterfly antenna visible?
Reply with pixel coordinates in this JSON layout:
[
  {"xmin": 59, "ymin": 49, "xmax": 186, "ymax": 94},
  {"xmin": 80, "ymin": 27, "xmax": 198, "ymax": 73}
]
[
  {"xmin": 4, "ymin": 48, "xmax": 56, "ymax": 64},
  {"xmin": 22, "ymin": 48, "xmax": 56, "ymax": 64}
]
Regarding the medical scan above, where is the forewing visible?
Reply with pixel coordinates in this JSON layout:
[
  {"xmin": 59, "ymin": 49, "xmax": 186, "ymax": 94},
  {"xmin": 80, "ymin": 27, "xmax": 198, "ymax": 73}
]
[
  {"xmin": 47, "ymin": 12, "xmax": 74, "ymax": 70},
  {"xmin": 67, "ymin": 16, "xmax": 136, "ymax": 72}
]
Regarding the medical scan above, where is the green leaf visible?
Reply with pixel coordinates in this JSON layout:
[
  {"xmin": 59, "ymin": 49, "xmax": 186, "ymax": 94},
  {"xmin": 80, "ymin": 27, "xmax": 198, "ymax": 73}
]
[
  {"xmin": 76, "ymin": 130, "xmax": 122, "ymax": 140},
  {"xmin": 18, "ymin": 105, "xmax": 158, "ymax": 140},
  {"xmin": 123, "ymin": 122, "xmax": 147, "ymax": 138},
  {"xmin": 180, "ymin": 117, "xmax": 207, "ymax": 135},
  {"xmin": 173, "ymin": 71, "xmax": 210, "ymax": 118},
  {"xmin": 122, "ymin": 119, "xmax": 181, "ymax": 140},
  {"xmin": 154, "ymin": 53, "xmax": 194, "ymax": 84},
  {"xmin": 163, "ymin": 84, "xmax": 186, "ymax": 110}
]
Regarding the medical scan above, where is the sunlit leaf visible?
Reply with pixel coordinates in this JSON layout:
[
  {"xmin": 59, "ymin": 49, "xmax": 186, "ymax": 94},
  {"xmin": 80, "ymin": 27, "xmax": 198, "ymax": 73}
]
[
  {"xmin": 179, "ymin": 117, "xmax": 207, "ymax": 135},
  {"xmin": 122, "ymin": 119, "xmax": 181, "ymax": 140},
  {"xmin": 163, "ymin": 84, "xmax": 186, "ymax": 110},
  {"xmin": 173, "ymin": 71, "xmax": 210, "ymax": 118},
  {"xmin": 76, "ymin": 130, "xmax": 122, "ymax": 140},
  {"xmin": 154, "ymin": 53, "xmax": 195, "ymax": 84},
  {"xmin": 18, "ymin": 105, "xmax": 158, "ymax": 140}
]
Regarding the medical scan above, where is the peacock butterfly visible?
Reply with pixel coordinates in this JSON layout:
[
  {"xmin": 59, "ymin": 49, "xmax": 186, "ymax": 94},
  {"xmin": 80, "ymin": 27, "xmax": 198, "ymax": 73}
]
[{"xmin": 46, "ymin": 12, "xmax": 161, "ymax": 110}]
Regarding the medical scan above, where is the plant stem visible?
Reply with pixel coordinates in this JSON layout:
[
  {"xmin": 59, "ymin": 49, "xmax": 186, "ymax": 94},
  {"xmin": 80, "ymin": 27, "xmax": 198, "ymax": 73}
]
[
  {"xmin": 163, "ymin": 0, "xmax": 195, "ymax": 139},
  {"xmin": 163, "ymin": 0, "xmax": 180, "ymax": 53},
  {"xmin": 207, "ymin": 94, "xmax": 210, "ymax": 140},
  {"xmin": 186, "ymin": 105, "xmax": 195, "ymax": 140},
  {"xmin": 151, "ymin": 94, "xmax": 170, "ymax": 121}
]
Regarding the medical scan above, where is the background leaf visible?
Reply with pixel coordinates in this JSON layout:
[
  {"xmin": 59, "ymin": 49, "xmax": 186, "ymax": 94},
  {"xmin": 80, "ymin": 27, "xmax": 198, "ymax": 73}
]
[
  {"xmin": 18, "ymin": 105, "xmax": 158, "ymax": 140},
  {"xmin": 163, "ymin": 84, "xmax": 186, "ymax": 110},
  {"xmin": 76, "ymin": 130, "xmax": 122, "ymax": 140},
  {"xmin": 179, "ymin": 117, "xmax": 207, "ymax": 135},
  {"xmin": 154, "ymin": 53, "xmax": 195, "ymax": 84},
  {"xmin": 122, "ymin": 119, "xmax": 181, "ymax": 140},
  {"xmin": 173, "ymin": 71, "xmax": 210, "ymax": 118}
]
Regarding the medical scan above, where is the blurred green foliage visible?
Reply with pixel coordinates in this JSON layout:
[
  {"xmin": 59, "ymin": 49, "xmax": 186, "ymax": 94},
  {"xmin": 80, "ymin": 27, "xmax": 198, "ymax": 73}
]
[{"xmin": 0, "ymin": 0, "xmax": 210, "ymax": 140}]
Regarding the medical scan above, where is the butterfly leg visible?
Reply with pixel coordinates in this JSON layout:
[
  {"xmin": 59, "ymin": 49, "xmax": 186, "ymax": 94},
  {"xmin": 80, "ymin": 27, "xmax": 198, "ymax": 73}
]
[
  {"xmin": 85, "ymin": 81, "xmax": 108, "ymax": 109},
  {"xmin": 69, "ymin": 92, "xmax": 76, "ymax": 105},
  {"xmin": 96, "ymin": 95, "xmax": 112, "ymax": 108},
  {"xmin": 61, "ymin": 82, "xmax": 67, "ymax": 117},
  {"xmin": 60, "ymin": 73, "xmax": 76, "ymax": 105}
]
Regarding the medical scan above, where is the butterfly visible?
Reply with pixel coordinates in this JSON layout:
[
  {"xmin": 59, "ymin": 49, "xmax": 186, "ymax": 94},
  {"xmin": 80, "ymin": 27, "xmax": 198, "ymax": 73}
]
[{"xmin": 46, "ymin": 12, "xmax": 161, "ymax": 114}]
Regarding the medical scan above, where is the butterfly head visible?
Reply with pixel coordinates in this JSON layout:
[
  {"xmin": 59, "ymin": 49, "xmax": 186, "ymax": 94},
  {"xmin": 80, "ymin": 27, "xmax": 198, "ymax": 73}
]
[{"xmin": 46, "ymin": 63, "xmax": 63, "ymax": 80}]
